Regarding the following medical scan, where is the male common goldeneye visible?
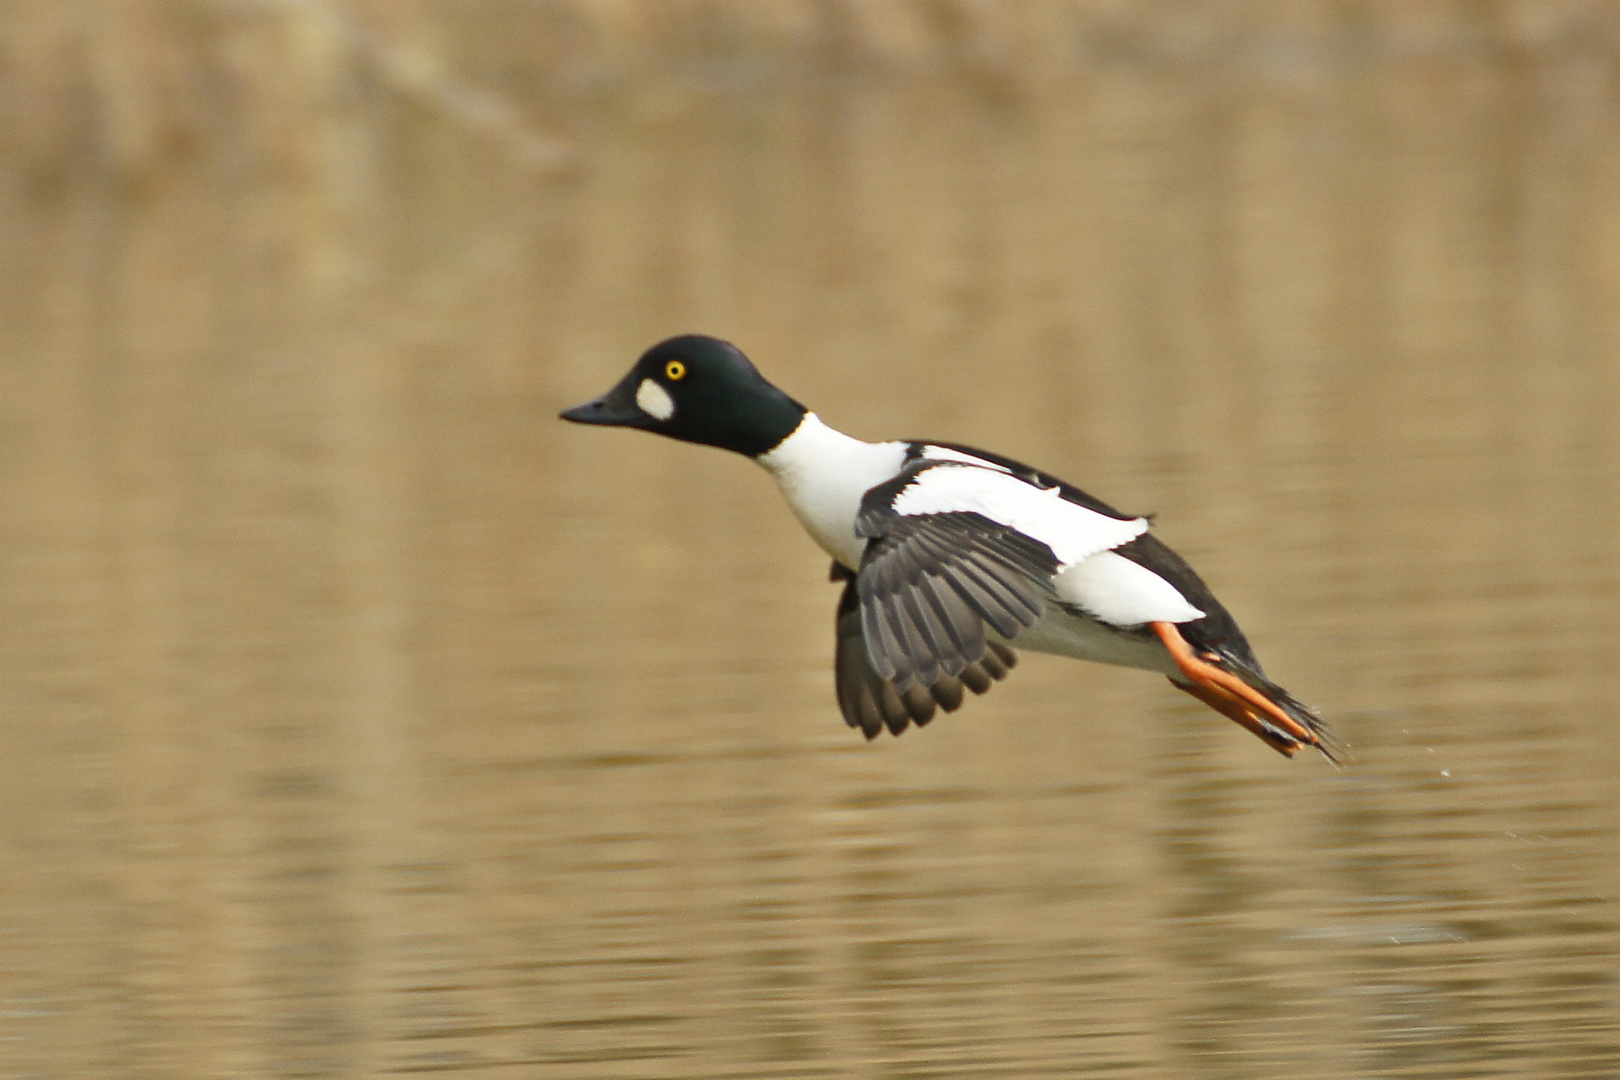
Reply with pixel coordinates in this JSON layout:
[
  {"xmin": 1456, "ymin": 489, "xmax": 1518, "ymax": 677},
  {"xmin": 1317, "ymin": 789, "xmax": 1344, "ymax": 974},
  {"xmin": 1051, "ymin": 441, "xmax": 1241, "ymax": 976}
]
[{"xmin": 562, "ymin": 335, "xmax": 1332, "ymax": 759}]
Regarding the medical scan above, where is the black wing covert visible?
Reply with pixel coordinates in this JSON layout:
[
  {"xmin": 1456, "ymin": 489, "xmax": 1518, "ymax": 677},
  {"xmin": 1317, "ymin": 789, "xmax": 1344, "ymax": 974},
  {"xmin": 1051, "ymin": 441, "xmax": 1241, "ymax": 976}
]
[{"xmin": 852, "ymin": 464, "xmax": 1061, "ymax": 690}]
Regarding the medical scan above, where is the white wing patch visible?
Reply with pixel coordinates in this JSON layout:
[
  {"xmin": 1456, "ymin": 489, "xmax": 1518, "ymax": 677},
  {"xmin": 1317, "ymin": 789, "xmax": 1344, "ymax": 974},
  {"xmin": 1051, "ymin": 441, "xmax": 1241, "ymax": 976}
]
[
  {"xmin": 889, "ymin": 464, "xmax": 1148, "ymax": 567},
  {"xmin": 635, "ymin": 378, "xmax": 675, "ymax": 421},
  {"xmin": 1056, "ymin": 550, "xmax": 1204, "ymax": 626}
]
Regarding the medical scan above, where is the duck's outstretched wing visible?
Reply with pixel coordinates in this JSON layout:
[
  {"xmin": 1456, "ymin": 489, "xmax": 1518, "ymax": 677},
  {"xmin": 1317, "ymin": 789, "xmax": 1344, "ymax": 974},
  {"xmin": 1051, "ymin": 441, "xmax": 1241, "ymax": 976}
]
[
  {"xmin": 831, "ymin": 567, "xmax": 1017, "ymax": 738},
  {"xmin": 851, "ymin": 461, "xmax": 1146, "ymax": 689},
  {"xmin": 855, "ymin": 510, "xmax": 1052, "ymax": 688}
]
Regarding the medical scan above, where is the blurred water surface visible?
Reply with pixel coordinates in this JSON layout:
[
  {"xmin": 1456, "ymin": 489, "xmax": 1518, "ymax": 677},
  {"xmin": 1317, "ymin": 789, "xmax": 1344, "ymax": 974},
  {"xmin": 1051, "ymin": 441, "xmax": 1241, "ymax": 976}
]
[{"xmin": 1, "ymin": 4, "xmax": 1618, "ymax": 1078}]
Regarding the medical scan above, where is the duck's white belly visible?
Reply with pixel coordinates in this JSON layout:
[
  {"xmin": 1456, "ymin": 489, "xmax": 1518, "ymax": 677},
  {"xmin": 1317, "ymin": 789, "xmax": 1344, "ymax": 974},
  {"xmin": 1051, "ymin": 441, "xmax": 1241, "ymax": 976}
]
[
  {"xmin": 1011, "ymin": 606, "xmax": 1178, "ymax": 674},
  {"xmin": 1012, "ymin": 550, "xmax": 1193, "ymax": 674}
]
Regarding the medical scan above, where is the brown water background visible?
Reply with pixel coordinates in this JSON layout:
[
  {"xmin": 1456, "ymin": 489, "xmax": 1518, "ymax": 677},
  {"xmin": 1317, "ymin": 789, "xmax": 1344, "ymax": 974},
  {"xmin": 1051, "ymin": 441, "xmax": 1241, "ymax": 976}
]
[{"xmin": 2, "ymin": 4, "xmax": 1619, "ymax": 1077}]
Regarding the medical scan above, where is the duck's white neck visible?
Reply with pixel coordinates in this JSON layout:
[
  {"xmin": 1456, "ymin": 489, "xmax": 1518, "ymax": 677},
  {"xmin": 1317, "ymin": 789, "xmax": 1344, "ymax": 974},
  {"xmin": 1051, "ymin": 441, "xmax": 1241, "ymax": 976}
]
[{"xmin": 756, "ymin": 414, "xmax": 908, "ymax": 569}]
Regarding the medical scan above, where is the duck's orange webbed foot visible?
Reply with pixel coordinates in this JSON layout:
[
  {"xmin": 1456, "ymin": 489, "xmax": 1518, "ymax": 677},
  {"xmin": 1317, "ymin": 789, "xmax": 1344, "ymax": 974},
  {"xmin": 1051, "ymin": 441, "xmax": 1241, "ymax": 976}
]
[{"xmin": 1149, "ymin": 621, "xmax": 1318, "ymax": 757}]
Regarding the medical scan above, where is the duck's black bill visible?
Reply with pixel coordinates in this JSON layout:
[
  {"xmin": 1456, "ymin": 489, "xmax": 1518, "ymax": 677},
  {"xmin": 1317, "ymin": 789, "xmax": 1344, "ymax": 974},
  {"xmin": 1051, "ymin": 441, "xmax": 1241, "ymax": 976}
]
[{"xmin": 559, "ymin": 379, "xmax": 644, "ymax": 427}]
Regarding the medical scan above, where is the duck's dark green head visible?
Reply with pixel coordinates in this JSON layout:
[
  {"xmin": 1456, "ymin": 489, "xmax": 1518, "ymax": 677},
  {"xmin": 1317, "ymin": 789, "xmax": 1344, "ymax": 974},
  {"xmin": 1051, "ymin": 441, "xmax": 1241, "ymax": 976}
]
[{"xmin": 560, "ymin": 335, "xmax": 808, "ymax": 457}]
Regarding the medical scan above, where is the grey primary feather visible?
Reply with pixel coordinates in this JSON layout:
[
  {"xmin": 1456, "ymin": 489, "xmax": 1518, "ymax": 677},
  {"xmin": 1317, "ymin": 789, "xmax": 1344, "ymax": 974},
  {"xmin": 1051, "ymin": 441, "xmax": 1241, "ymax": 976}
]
[
  {"xmin": 853, "ymin": 509, "xmax": 1058, "ymax": 688},
  {"xmin": 832, "ymin": 576, "xmax": 1017, "ymax": 738}
]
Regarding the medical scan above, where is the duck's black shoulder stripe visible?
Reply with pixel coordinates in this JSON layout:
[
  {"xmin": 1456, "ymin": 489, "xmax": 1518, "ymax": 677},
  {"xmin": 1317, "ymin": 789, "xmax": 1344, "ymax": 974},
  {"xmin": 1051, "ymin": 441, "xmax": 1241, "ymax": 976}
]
[{"xmin": 903, "ymin": 441, "xmax": 1138, "ymax": 522}]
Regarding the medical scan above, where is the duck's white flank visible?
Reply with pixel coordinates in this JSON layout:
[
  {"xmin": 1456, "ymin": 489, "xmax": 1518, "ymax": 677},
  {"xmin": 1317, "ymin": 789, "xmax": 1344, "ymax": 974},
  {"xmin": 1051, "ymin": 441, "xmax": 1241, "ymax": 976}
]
[
  {"xmin": 891, "ymin": 465, "xmax": 1148, "ymax": 567},
  {"xmin": 1056, "ymin": 550, "xmax": 1204, "ymax": 625},
  {"xmin": 757, "ymin": 414, "xmax": 907, "ymax": 569}
]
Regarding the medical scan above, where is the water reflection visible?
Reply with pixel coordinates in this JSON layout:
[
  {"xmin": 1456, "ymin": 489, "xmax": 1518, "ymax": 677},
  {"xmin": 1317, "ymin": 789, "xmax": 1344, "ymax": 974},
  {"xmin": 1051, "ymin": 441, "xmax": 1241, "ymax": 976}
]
[{"xmin": 0, "ymin": 5, "xmax": 1618, "ymax": 1078}]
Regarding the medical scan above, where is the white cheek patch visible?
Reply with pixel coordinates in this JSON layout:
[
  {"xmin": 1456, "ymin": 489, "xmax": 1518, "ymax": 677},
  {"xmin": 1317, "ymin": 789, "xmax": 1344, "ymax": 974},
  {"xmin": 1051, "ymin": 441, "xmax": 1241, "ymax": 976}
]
[{"xmin": 635, "ymin": 379, "xmax": 675, "ymax": 421}]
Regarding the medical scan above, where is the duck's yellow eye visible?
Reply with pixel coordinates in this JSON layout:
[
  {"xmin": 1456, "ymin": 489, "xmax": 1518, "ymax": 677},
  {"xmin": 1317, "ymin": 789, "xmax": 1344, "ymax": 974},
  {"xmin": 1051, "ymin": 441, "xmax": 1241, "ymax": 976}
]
[{"xmin": 664, "ymin": 360, "xmax": 686, "ymax": 381}]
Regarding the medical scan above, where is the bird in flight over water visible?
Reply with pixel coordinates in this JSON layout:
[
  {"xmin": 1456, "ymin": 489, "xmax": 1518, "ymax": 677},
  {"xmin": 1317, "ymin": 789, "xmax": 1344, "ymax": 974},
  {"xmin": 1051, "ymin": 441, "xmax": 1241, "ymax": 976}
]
[{"xmin": 562, "ymin": 335, "xmax": 1333, "ymax": 760}]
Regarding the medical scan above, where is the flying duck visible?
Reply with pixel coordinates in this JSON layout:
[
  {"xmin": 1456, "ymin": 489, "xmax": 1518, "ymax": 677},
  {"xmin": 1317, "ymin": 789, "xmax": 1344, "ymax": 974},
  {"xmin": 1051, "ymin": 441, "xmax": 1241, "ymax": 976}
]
[{"xmin": 561, "ymin": 335, "xmax": 1332, "ymax": 759}]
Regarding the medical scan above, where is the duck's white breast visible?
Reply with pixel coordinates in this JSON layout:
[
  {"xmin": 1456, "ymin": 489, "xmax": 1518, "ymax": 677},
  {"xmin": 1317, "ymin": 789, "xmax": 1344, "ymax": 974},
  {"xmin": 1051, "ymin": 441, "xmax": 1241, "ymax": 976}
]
[{"xmin": 757, "ymin": 414, "xmax": 908, "ymax": 568}]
